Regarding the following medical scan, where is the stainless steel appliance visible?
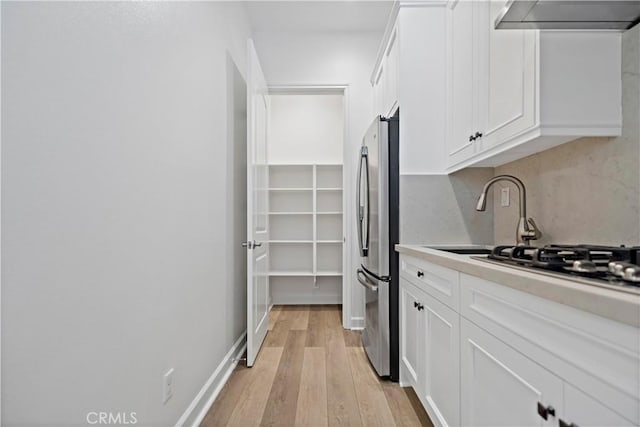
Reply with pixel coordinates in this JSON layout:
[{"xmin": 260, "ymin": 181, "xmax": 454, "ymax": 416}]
[
  {"xmin": 474, "ymin": 245, "xmax": 640, "ymax": 291},
  {"xmin": 495, "ymin": 0, "xmax": 640, "ymax": 30},
  {"xmin": 356, "ymin": 113, "xmax": 399, "ymax": 378}
]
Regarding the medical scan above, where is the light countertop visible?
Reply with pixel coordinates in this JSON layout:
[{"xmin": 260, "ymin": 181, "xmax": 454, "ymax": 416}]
[{"xmin": 396, "ymin": 244, "xmax": 640, "ymax": 328}]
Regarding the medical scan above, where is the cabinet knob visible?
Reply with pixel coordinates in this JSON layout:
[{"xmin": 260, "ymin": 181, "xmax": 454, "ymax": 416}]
[
  {"xmin": 559, "ymin": 420, "xmax": 579, "ymax": 427},
  {"xmin": 417, "ymin": 271, "xmax": 424, "ymax": 278},
  {"xmin": 537, "ymin": 402, "xmax": 555, "ymax": 420},
  {"xmin": 474, "ymin": 131, "xmax": 483, "ymax": 139},
  {"xmin": 469, "ymin": 134, "xmax": 476, "ymax": 142},
  {"xmin": 417, "ymin": 303, "xmax": 424, "ymax": 311},
  {"xmin": 414, "ymin": 301, "xmax": 419, "ymax": 308}
]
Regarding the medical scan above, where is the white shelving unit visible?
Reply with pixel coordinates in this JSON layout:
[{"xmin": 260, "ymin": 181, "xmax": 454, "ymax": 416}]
[{"xmin": 268, "ymin": 164, "xmax": 343, "ymax": 304}]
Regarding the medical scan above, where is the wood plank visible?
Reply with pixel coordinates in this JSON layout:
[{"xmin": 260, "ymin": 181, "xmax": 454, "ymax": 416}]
[
  {"xmin": 260, "ymin": 330, "xmax": 307, "ymax": 427},
  {"xmin": 201, "ymin": 305, "xmax": 431, "ymax": 427},
  {"xmin": 325, "ymin": 305, "xmax": 342, "ymax": 330},
  {"xmin": 326, "ymin": 324, "xmax": 363, "ymax": 427},
  {"xmin": 200, "ymin": 363, "xmax": 253, "ymax": 427},
  {"xmin": 305, "ymin": 306, "xmax": 326, "ymax": 347},
  {"xmin": 403, "ymin": 387, "xmax": 434, "ymax": 427},
  {"xmin": 294, "ymin": 347, "xmax": 328, "ymax": 426},
  {"xmin": 381, "ymin": 381, "xmax": 431, "ymax": 427},
  {"xmin": 289, "ymin": 305, "xmax": 310, "ymax": 330},
  {"xmin": 225, "ymin": 347, "xmax": 284, "ymax": 426},
  {"xmin": 347, "ymin": 347, "xmax": 397, "ymax": 427},
  {"xmin": 264, "ymin": 308, "xmax": 293, "ymax": 347},
  {"xmin": 268, "ymin": 305, "xmax": 283, "ymax": 331},
  {"xmin": 343, "ymin": 329, "xmax": 361, "ymax": 347}
]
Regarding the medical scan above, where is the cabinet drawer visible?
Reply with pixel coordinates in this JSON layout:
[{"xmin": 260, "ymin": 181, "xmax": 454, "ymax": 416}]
[
  {"xmin": 460, "ymin": 273, "xmax": 640, "ymax": 424},
  {"xmin": 400, "ymin": 255, "xmax": 460, "ymax": 310}
]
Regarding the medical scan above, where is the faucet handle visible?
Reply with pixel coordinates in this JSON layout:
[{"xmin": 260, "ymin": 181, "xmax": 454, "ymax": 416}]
[{"xmin": 526, "ymin": 218, "xmax": 542, "ymax": 239}]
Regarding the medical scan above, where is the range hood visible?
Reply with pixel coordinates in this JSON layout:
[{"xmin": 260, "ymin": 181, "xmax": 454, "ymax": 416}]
[{"xmin": 495, "ymin": 0, "xmax": 640, "ymax": 30}]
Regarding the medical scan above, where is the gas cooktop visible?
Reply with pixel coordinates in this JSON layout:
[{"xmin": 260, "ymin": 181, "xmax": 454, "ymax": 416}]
[{"xmin": 472, "ymin": 244, "xmax": 640, "ymax": 291}]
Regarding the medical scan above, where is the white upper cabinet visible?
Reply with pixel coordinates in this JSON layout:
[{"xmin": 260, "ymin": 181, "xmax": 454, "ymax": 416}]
[
  {"xmin": 384, "ymin": 28, "xmax": 399, "ymax": 117},
  {"xmin": 477, "ymin": 0, "xmax": 537, "ymax": 151},
  {"xmin": 446, "ymin": 0, "xmax": 622, "ymax": 172},
  {"xmin": 446, "ymin": 0, "xmax": 477, "ymax": 166},
  {"xmin": 373, "ymin": 25, "xmax": 399, "ymax": 119},
  {"xmin": 371, "ymin": 4, "xmax": 448, "ymax": 174}
]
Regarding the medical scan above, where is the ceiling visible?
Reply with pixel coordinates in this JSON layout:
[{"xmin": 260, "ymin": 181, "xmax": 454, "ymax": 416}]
[{"xmin": 246, "ymin": 1, "xmax": 395, "ymax": 33}]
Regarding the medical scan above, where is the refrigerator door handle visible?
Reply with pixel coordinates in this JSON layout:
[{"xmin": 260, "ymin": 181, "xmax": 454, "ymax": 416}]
[
  {"xmin": 356, "ymin": 146, "xmax": 369, "ymax": 257},
  {"xmin": 357, "ymin": 268, "xmax": 378, "ymax": 292}
]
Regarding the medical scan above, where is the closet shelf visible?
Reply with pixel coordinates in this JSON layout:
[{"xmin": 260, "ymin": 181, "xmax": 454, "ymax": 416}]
[{"xmin": 268, "ymin": 212, "xmax": 313, "ymax": 215}]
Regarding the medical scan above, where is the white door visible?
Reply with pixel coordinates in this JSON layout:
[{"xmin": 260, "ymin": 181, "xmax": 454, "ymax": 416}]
[{"xmin": 246, "ymin": 39, "xmax": 269, "ymax": 367}]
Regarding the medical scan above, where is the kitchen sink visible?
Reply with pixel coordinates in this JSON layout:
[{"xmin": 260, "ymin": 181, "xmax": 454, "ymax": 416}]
[{"xmin": 423, "ymin": 245, "xmax": 492, "ymax": 255}]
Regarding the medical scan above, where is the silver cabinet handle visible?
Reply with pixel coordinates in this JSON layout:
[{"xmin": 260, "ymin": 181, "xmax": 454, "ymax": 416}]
[{"xmin": 357, "ymin": 269, "xmax": 378, "ymax": 292}]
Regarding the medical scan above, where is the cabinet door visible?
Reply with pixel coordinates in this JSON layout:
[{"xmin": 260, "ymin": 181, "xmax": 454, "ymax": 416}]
[
  {"xmin": 461, "ymin": 319, "xmax": 562, "ymax": 427},
  {"xmin": 447, "ymin": 0, "xmax": 477, "ymax": 167},
  {"xmin": 400, "ymin": 279, "xmax": 423, "ymax": 389},
  {"xmin": 422, "ymin": 292, "xmax": 460, "ymax": 427},
  {"xmin": 374, "ymin": 64, "xmax": 384, "ymax": 117},
  {"xmin": 476, "ymin": 0, "xmax": 536, "ymax": 151},
  {"xmin": 384, "ymin": 27, "xmax": 399, "ymax": 117},
  {"xmin": 562, "ymin": 383, "xmax": 636, "ymax": 427}
]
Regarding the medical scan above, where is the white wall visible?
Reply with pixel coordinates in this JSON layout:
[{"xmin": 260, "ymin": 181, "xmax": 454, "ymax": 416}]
[
  {"xmin": 269, "ymin": 93, "xmax": 344, "ymax": 164},
  {"xmin": 253, "ymin": 31, "xmax": 381, "ymax": 327},
  {"xmin": 2, "ymin": 2, "xmax": 250, "ymax": 425}
]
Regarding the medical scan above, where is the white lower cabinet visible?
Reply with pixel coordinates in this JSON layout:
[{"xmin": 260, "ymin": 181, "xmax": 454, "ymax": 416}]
[
  {"xmin": 400, "ymin": 277, "xmax": 460, "ymax": 427},
  {"xmin": 461, "ymin": 319, "xmax": 637, "ymax": 427},
  {"xmin": 563, "ymin": 383, "xmax": 636, "ymax": 427},
  {"xmin": 422, "ymin": 292, "xmax": 460, "ymax": 427},
  {"xmin": 461, "ymin": 319, "xmax": 562, "ymax": 427},
  {"xmin": 398, "ymin": 254, "xmax": 640, "ymax": 427},
  {"xmin": 400, "ymin": 279, "xmax": 423, "ymax": 390}
]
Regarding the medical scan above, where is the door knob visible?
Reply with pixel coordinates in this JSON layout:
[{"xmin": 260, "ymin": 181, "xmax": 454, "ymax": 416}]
[{"xmin": 253, "ymin": 241, "xmax": 263, "ymax": 248}]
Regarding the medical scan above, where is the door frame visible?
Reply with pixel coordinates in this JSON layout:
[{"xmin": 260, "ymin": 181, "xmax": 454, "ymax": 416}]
[{"xmin": 266, "ymin": 84, "xmax": 354, "ymax": 329}]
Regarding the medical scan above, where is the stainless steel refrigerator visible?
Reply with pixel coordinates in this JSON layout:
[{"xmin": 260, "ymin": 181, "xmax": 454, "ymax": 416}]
[{"xmin": 356, "ymin": 112, "xmax": 399, "ymax": 380}]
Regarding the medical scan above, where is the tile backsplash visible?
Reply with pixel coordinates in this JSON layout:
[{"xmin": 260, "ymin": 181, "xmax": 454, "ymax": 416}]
[
  {"xmin": 400, "ymin": 168, "xmax": 495, "ymax": 245},
  {"xmin": 493, "ymin": 25, "xmax": 640, "ymax": 246}
]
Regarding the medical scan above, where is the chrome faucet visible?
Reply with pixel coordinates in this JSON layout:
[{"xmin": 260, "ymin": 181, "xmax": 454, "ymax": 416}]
[{"xmin": 476, "ymin": 175, "xmax": 541, "ymax": 246}]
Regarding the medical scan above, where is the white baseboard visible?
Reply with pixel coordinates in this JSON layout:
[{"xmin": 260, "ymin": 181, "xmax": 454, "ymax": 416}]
[
  {"xmin": 350, "ymin": 316, "xmax": 365, "ymax": 330},
  {"xmin": 271, "ymin": 294, "xmax": 342, "ymax": 305},
  {"xmin": 175, "ymin": 332, "xmax": 247, "ymax": 427}
]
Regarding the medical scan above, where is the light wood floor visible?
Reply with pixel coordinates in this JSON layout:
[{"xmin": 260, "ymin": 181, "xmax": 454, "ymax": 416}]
[{"xmin": 201, "ymin": 305, "xmax": 433, "ymax": 427}]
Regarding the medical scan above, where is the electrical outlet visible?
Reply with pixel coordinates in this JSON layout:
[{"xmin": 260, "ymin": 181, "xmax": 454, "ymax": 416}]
[
  {"xmin": 501, "ymin": 187, "xmax": 510, "ymax": 207},
  {"xmin": 163, "ymin": 368, "xmax": 174, "ymax": 404}
]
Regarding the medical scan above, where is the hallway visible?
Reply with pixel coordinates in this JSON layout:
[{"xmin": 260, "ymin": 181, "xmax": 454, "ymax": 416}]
[{"xmin": 201, "ymin": 305, "xmax": 432, "ymax": 426}]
